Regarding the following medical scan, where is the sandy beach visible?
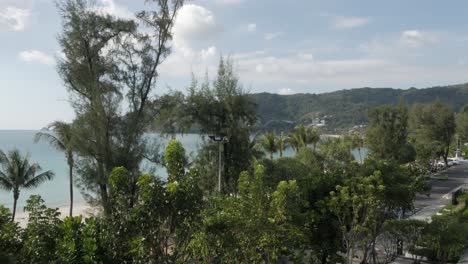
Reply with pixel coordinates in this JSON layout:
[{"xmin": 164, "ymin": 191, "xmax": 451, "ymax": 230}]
[{"xmin": 14, "ymin": 202, "xmax": 100, "ymax": 228}]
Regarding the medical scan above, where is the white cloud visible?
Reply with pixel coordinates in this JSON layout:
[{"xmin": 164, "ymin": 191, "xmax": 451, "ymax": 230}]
[
  {"xmin": 278, "ymin": 88, "xmax": 295, "ymax": 95},
  {"xmin": 0, "ymin": 6, "xmax": 30, "ymax": 31},
  {"xmin": 247, "ymin": 23, "xmax": 256, "ymax": 32},
  {"xmin": 173, "ymin": 4, "xmax": 221, "ymax": 46},
  {"xmin": 400, "ymin": 30, "xmax": 436, "ymax": 48},
  {"xmin": 215, "ymin": 0, "xmax": 244, "ymax": 5},
  {"xmin": 200, "ymin": 46, "xmax": 217, "ymax": 60},
  {"xmin": 18, "ymin": 50, "xmax": 55, "ymax": 65},
  {"xmin": 264, "ymin": 31, "xmax": 283, "ymax": 41},
  {"xmin": 298, "ymin": 53, "xmax": 313, "ymax": 60},
  {"xmin": 93, "ymin": 0, "xmax": 134, "ymax": 19},
  {"xmin": 158, "ymin": 4, "xmax": 222, "ymax": 78},
  {"xmin": 332, "ymin": 16, "xmax": 370, "ymax": 29}
]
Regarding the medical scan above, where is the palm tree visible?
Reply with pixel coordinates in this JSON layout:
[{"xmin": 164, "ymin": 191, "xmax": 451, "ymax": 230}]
[
  {"xmin": 306, "ymin": 127, "xmax": 321, "ymax": 152},
  {"xmin": 287, "ymin": 130, "xmax": 302, "ymax": 153},
  {"xmin": 0, "ymin": 149, "xmax": 54, "ymax": 221},
  {"xmin": 277, "ymin": 132, "xmax": 289, "ymax": 158},
  {"xmin": 257, "ymin": 132, "xmax": 278, "ymax": 159},
  {"xmin": 35, "ymin": 121, "xmax": 75, "ymax": 216},
  {"xmin": 349, "ymin": 132, "xmax": 364, "ymax": 163},
  {"xmin": 287, "ymin": 125, "xmax": 307, "ymax": 152}
]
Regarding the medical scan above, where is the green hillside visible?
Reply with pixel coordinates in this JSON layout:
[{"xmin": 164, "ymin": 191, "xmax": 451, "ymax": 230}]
[{"xmin": 251, "ymin": 83, "xmax": 468, "ymax": 132}]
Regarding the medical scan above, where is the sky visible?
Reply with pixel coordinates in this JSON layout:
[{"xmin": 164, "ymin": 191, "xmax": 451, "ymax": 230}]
[{"xmin": 1, "ymin": 0, "xmax": 468, "ymax": 129}]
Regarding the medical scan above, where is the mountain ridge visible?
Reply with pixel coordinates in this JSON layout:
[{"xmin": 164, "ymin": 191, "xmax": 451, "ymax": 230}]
[{"xmin": 250, "ymin": 83, "xmax": 468, "ymax": 132}]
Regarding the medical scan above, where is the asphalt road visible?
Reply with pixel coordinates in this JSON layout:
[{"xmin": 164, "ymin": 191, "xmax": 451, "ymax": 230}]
[{"xmin": 410, "ymin": 163, "xmax": 468, "ymax": 221}]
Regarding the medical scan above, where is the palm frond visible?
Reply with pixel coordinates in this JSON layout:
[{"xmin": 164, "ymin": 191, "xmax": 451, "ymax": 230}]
[
  {"xmin": 34, "ymin": 131, "xmax": 66, "ymax": 151},
  {"xmin": 0, "ymin": 150, "xmax": 8, "ymax": 164},
  {"xmin": 0, "ymin": 171, "xmax": 13, "ymax": 190},
  {"xmin": 24, "ymin": 163, "xmax": 40, "ymax": 182},
  {"xmin": 24, "ymin": 170, "xmax": 55, "ymax": 189}
]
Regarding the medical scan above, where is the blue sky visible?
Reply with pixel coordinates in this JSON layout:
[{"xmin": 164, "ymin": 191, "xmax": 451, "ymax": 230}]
[{"xmin": 1, "ymin": 0, "xmax": 468, "ymax": 129}]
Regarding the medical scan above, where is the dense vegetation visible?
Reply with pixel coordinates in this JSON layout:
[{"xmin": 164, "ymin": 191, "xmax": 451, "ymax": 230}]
[
  {"xmin": 252, "ymin": 84, "xmax": 468, "ymax": 132},
  {"xmin": 1, "ymin": 0, "xmax": 468, "ymax": 263}
]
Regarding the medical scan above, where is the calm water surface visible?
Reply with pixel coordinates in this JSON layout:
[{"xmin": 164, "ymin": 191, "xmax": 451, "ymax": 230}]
[{"xmin": 0, "ymin": 131, "xmax": 201, "ymax": 208}]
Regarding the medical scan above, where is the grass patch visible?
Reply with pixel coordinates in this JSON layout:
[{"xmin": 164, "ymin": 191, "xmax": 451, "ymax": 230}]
[
  {"xmin": 432, "ymin": 174, "xmax": 448, "ymax": 181},
  {"xmin": 438, "ymin": 193, "xmax": 468, "ymax": 216}
]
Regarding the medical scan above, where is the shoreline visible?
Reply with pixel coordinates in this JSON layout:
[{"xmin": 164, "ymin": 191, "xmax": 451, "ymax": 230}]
[{"xmin": 14, "ymin": 202, "xmax": 99, "ymax": 228}]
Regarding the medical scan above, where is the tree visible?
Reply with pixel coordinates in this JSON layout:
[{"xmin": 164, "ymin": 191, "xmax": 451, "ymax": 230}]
[
  {"xmin": 409, "ymin": 101, "xmax": 456, "ymax": 167},
  {"xmin": 164, "ymin": 139, "xmax": 186, "ymax": 183},
  {"xmin": 35, "ymin": 121, "xmax": 75, "ymax": 216},
  {"xmin": 347, "ymin": 132, "xmax": 364, "ymax": 163},
  {"xmin": 56, "ymin": 0, "xmax": 185, "ymax": 214},
  {"xmin": 420, "ymin": 214, "xmax": 468, "ymax": 264},
  {"xmin": 455, "ymin": 109, "xmax": 468, "ymax": 155},
  {"xmin": 257, "ymin": 131, "xmax": 278, "ymax": 159},
  {"xmin": 182, "ymin": 57, "xmax": 257, "ymax": 193},
  {"xmin": 55, "ymin": 216, "xmax": 101, "ymax": 264},
  {"xmin": 329, "ymin": 171, "xmax": 385, "ymax": 264},
  {"xmin": 0, "ymin": 205, "xmax": 21, "ymax": 263},
  {"xmin": 306, "ymin": 126, "xmax": 321, "ymax": 151},
  {"xmin": 287, "ymin": 130, "xmax": 304, "ymax": 153},
  {"xmin": 181, "ymin": 165, "xmax": 305, "ymax": 262},
  {"xmin": 277, "ymin": 132, "xmax": 288, "ymax": 158},
  {"xmin": 319, "ymin": 137, "xmax": 355, "ymax": 173},
  {"xmin": 383, "ymin": 219, "xmax": 427, "ymax": 262},
  {"xmin": 21, "ymin": 195, "xmax": 62, "ymax": 263},
  {"xmin": 0, "ymin": 150, "xmax": 54, "ymax": 221},
  {"xmin": 366, "ymin": 104, "xmax": 410, "ymax": 162},
  {"xmin": 287, "ymin": 125, "xmax": 307, "ymax": 152}
]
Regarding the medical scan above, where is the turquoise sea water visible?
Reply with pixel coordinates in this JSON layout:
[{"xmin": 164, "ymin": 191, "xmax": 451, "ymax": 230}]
[
  {"xmin": 0, "ymin": 131, "xmax": 202, "ymax": 209},
  {"xmin": 0, "ymin": 130, "xmax": 367, "ymax": 209}
]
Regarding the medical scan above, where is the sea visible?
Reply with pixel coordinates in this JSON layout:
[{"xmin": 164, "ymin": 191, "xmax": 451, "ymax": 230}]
[{"xmin": 0, "ymin": 130, "xmax": 367, "ymax": 209}]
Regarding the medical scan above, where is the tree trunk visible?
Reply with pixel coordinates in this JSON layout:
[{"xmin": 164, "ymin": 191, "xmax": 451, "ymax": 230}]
[
  {"xmin": 69, "ymin": 162, "xmax": 73, "ymax": 217},
  {"xmin": 443, "ymin": 146, "xmax": 450, "ymax": 168},
  {"xmin": 11, "ymin": 191, "xmax": 19, "ymax": 221},
  {"xmin": 11, "ymin": 198, "xmax": 17, "ymax": 221},
  {"xmin": 358, "ymin": 148, "xmax": 363, "ymax": 164},
  {"xmin": 100, "ymin": 183, "xmax": 110, "ymax": 215}
]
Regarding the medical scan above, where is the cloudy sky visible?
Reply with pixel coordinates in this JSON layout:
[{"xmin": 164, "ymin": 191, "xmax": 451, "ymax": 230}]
[{"xmin": 1, "ymin": 0, "xmax": 468, "ymax": 129}]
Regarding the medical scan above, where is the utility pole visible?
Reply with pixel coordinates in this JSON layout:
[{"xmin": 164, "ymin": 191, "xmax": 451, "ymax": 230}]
[
  {"xmin": 209, "ymin": 135, "xmax": 228, "ymax": 193},
  {"xmin": 218, "ymin": 140, "xmax": 222, "ymax": 192}
]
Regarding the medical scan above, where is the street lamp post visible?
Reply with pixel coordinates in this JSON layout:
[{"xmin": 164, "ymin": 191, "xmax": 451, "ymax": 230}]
[{"xmin": 209, "ymin": 135, "xmax": 228, "ymax": 193}]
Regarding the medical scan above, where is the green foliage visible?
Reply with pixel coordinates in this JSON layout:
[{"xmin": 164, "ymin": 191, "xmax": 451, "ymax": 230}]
[
  {"xmin": 56, "ymin": 216, "xmax": 101, "ymax": 264},
  {"xmin": 181, "ymin": 165, "xmax": 306, "ymax": 263},
  {"xmin": 257, "ymin": 131, "xmax": 278, "ymax": 159},
  {"xmin": 287, "ymin": 124, "xmax": 321, "ymax": 152},
  {"xmin": 57, "ymin": 0, "xmax": 185, "ymax": 215},
  {"xmin": 175, "ymin": 57, "xmax": 257, "ymax": 193},
  {"xmin": 409, "ymin": 101, "xmax": 456, "ymax": 166},
  {"xmin": 319, "ymin": 137, "xmax": 355, "ymax": 172},
  {"xmin": 329, "ymin": 170, "xmax": 385, "ymax": 264},
  {"xmin": 262, "ymin": 157, "xmax": 313, "ymax": 191},
  {"xmin": 366, "ymin": 104, "xmax": 411, "ymax": 162},
  {"xmin": 164, "ymin": 139, "xmax": 186, "ymax": 183},
  {"xmin": 252, "ymin": 83, "xmax": 468, "ymax": 132},
  {"xmin": 456, "ymin": 110, "xmax": 468, "ymax": 143},
  {"xmin": 0, "ymin": 205, "xmax": 21, "ymax": 263},
  {"xmin": 420, "ymin": 214, "xmax": 468, "ymax": 263},
  {"xmin": 21, "ymin": 195, "xmax": 62, "ymax": 264}
]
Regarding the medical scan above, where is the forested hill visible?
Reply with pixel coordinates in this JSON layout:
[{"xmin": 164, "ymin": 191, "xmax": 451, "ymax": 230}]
[{"xmin": 251, "ymin": 83, "xmax": 468, "ymax": 132}]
